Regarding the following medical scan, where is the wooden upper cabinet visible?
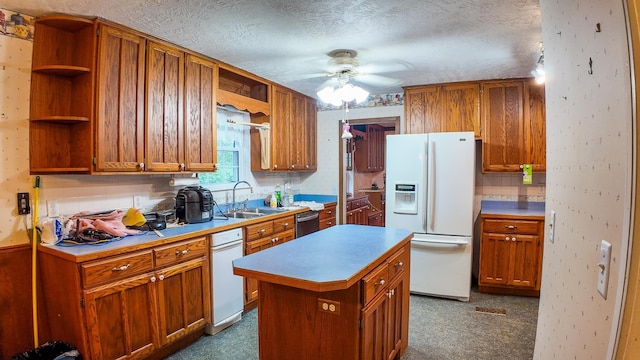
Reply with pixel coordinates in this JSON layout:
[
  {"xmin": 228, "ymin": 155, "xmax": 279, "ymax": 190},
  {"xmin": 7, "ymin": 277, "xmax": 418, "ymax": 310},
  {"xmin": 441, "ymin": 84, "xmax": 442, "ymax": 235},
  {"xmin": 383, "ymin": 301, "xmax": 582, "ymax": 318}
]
[
  {"xmin": 145, "ymin": 41, "xmax": 185, "ymax": 172},
  {"xmin": 305, "ymin": 97, "xmax": 318, "ymax": 170},
  {"xmin": 29, "ymin": 15, "xmax": 97, "ymax": 174},
  {"xmin": 290, "ymin": 92, "xmax": 306, "ymax": 170},
  {"xmin": 94, "ymin": 24, "xmax": 146, "ymax": 172},
  {"xmin": 441, "ymin": 82, "xmax": 480, "ymax": 137},
  {"xmin": 184, "ymin": 54, "xmax": 218, "ymax": 172},
  {"xmin": 355, "ymin": 124, "xmax": 385, "ymax": 172},
  {"xmin": 404, "ymin": 86, "xmax": 441, "ymax": 134},
  {"xmin": 253, "ymin": 84, "xmax": 317, "ymax": 172},
  {"xmin": 404, "ymin": 82, "xmax": 480, "ymax": 137},
  {"xmin": 524, "ymin": 81, "xmax": 546, "ymax": 172},
  {"xmin": 270, "ymin": 85, "xmax": 291, "ymax": 170},
  {"xmin": 481, "ymin": 79, "xmax": 545, "ymax": 172}
]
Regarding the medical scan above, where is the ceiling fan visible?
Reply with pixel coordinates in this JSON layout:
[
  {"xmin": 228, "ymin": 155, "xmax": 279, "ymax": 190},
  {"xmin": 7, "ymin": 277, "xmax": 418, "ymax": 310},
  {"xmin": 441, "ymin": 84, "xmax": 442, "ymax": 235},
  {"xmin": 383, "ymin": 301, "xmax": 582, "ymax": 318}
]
[
  {"xmin": 317, "ymin": 49, "xmax": 403, "ymax": 90},
  {"xmin": 314, "ymin": 49, "xmax": 404, "ymax": 106}
]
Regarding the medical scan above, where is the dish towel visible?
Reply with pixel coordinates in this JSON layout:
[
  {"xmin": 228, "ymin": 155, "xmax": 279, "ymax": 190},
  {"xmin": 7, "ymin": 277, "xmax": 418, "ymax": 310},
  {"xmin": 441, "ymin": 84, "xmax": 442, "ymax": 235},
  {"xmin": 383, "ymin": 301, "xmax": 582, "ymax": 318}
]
[{"xmin": 293, "ymin": 201, "xmax": 325, "ymax": 211}]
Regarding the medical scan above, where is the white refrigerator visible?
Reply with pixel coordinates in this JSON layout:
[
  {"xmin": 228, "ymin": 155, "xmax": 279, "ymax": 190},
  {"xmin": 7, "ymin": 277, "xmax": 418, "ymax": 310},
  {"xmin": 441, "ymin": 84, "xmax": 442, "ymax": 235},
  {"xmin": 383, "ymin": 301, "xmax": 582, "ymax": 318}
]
[{"xmin": 385, "ymin": 132, "xmax": 475, "ymax": 301}]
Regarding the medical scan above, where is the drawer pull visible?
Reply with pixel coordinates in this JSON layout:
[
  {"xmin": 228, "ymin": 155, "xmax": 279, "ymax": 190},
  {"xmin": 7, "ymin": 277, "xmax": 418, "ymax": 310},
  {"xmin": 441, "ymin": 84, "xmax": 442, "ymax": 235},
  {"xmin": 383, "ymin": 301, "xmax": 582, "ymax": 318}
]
[
  {"xmin": 395, "ymin": 261, "xmax": 404, "ymax": 268},
  {"xmin": 176, "ymin": 248, "xmax": 190, "ymax": 255},
  {"xmin": 375, "ymin": 279, "xmax": 385, "ymax": 287},
  {"xmin": 281, "ymin": 222, "xmax": 289, "ymax": 227},
  {"xmin": 327, "ymin": 210, "xmax": 332, "ymax": 214},
  {"xmin": 112, "ymin": 264, "xmax": 130, "ymax": 272},
  {"xmin": 258, "ymin": 229, "xmax": 266, "ymax": 234},
  {"xmin": 327, "ymin": 222, "xmax": 332, "ymax": 225},
  {"xmin": 505, "ymin": 225, "xmax": 517, "ymax": 229}
]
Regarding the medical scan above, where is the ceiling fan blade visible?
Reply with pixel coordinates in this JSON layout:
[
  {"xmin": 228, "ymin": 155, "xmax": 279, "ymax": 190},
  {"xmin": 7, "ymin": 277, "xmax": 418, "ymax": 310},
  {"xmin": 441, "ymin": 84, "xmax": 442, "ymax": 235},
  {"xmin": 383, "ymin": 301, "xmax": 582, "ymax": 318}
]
[
  {"xmin": 352, "ymin": 73, "xmax": 402, "ymax": 87},
  {"xmin": 276, "ymin": 72, "xmax": 330, "ymax": 82},
  {"xmin": 357, "ymin": 61, "xmax": 413, "ymax": 75}
]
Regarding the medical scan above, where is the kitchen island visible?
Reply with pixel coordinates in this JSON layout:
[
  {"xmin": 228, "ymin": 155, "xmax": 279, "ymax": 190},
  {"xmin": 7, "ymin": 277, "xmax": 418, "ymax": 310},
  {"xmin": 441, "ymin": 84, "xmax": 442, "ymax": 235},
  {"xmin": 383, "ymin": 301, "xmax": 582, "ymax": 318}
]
[{"xmin": 233, "ymin": 224, "xmax": 412, "ymax": 360}]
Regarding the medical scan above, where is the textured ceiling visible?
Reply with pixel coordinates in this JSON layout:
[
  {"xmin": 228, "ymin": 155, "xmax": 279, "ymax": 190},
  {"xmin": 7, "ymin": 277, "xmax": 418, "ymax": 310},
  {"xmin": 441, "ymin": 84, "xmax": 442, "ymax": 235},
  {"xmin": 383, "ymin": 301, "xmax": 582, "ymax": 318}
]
[{"xmin": 4, "ymin": 0, "xmax": 542, "ymax": 99}]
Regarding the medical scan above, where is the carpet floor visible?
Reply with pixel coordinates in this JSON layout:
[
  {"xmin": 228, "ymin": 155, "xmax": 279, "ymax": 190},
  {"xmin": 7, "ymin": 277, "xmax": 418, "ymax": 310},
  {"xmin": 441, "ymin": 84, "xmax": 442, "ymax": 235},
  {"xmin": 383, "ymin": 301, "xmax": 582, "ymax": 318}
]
[{"xmin": 166, "ymin": 288, "xmax": 539, "ymax": 360}]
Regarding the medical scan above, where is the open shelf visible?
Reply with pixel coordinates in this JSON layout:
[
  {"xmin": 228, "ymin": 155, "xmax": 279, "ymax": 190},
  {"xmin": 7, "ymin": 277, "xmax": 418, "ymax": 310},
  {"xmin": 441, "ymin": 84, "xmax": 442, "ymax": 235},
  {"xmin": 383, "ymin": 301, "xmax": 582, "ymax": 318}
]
[
  {"xmin": 32, "ymin": 65, "xmax": 91, "ymax": 76},
  {"xmin": 217, "ymin": 66, "xmax": 270, "ymax": 115},
  {"xmin": 37, "ymin": 15, "xmax": 94, "ymax": 31},
  {"xmin": 30, "ymin": 116, "xmax": 90, "ymax": 124}
]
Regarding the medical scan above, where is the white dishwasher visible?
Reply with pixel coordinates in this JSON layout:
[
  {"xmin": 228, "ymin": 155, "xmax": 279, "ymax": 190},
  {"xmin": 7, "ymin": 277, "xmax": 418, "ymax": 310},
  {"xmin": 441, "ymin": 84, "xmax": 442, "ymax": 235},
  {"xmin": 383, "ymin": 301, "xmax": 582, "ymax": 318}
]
[{"xmin": 205, "ymin": 228, "xmax": 244, "ymax": 335}]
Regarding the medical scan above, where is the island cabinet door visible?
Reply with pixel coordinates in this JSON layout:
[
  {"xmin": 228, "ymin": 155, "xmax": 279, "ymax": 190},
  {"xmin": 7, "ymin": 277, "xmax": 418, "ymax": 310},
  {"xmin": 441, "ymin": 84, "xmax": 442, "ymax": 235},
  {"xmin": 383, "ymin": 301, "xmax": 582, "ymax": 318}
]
[
  {"xmin": 156, "ymin": 256, "xmax": 211, "ymax": 345},
  {"xmin": 83, "ymin": 272, "xmax": 159, "ymax": 360},
  {"xmin": 361, "ymin": 289, "xmax": 390, "ymax": 360}
]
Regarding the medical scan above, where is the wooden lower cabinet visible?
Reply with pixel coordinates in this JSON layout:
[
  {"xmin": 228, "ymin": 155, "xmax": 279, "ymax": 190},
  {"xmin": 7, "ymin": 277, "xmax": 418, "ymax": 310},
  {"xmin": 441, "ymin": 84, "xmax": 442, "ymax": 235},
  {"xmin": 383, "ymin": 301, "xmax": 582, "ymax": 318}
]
[
  {"xmin": 243, "ymin": 214, "xmax": 295, "ymax": 307},
  {"xmin": 39, "ymin": 236, "xmax": 211, "ymax": 360},
  {"xmin": 319, "ymin": 204, "xmax": 337, "ymax": 229},
  {"xmin": 347, "ymin": 195, "xmax": 370, "ymax": 225},
  {"xmin": 478, "ymin": 215, "xmax": 544, "ymax": 296},
  {"xmin": 361, "ymin": 247, "xmax": 409, "ymax": 360}
]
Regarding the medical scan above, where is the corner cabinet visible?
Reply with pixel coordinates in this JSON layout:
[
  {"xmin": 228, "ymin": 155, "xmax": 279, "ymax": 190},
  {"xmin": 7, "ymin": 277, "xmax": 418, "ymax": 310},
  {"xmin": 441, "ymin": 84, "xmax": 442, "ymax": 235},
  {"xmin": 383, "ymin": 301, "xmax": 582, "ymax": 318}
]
[
  {"xmin": 404, "ymin": 82, "xmax": 481, "ymax": 138},
  {"xmin": 38, "ymin": 236, "xmax": 211, "ymax": 360},
  {"xmin": 481, "ymin": 79, "xmax": 546, "ymax": 172},
  {"xmin": 30, "ymin": 16, "xmax": 218, "ymax": 174},
  {"xmin": 251, "ymin": 84, "xmax": 317, "ymax": 172},
  {"xmin": 478, "ymin": 214, "xmax": 544, "ymax": 296},
  {"xmin": 29, "ymin": 15, "xmax": 97, "ymax": 173}
]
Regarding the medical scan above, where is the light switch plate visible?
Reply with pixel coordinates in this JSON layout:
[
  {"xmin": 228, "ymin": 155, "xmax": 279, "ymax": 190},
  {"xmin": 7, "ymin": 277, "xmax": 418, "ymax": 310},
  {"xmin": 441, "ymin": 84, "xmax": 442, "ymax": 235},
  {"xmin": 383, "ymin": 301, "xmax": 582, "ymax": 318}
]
[
  {"xmin": 548, "ymin": 210, "xmax": 556, "ymax": 243},
  {"xmin": 598, "ymin": 240, "xmax": 612, "ymax": 299}
]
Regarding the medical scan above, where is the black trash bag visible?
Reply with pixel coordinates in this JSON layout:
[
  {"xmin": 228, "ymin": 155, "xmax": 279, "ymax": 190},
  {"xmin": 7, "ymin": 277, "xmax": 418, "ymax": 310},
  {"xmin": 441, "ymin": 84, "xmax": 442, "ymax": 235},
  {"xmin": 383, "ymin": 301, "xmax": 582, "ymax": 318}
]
[{"xmin": 11, "ymin": 341, "xmax": 82, "ymax": 360}]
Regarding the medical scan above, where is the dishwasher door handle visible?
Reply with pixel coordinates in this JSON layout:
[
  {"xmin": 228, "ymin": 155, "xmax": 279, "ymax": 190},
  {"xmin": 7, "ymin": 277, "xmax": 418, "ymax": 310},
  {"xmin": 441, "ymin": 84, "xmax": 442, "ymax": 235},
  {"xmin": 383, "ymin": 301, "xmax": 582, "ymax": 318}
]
[
  {"xmin": 212, "ymin": 239, "xmax": 243, "ymax": 252},
  {"xmin": 297, "ymin": 212, "xmax": 319, "ymax": 222}
]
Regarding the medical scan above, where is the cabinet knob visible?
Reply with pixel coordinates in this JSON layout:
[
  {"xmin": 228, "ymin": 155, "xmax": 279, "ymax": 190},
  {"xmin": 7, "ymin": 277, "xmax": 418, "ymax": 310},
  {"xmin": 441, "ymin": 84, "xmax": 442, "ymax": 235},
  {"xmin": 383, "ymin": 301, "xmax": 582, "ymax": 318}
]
[
  {"xmin": 159, "ymin": 274, "xmax": 165, "ymax": 281},
  {"xmin": 291, "ymin": 164, "xmax": 295, "ymax": 168},
  {"xmin": 306, "ymin": 165, "xmax": 309, "ymax": 168},
  {"xmin": 375, "ymin": 279, "xmax": 385, "ymax": 287},
  {"xmin": 150, "ymin": 276, "xmax": 156, "ymax": 282},
  {"xmin": 274, "ymin": 164, "xmax": 278, "ymax": 168},
  {"xmin": 512, "ymin": 237, "xmax": 517, "ymax": 242},
  {"xmin": 139, "ymin": 162, "xmax": 145, "ymax": 169},
  {"xmin": 180, "ymin": 163, "xmax": 185, "ymax": 170},
  {"xmin": 505, "ymin": 236, "xmax": 510, "ymax": 241},
  {"xmin": 112, "ymin": 264, "xmax": 130, "ymax": 272},
  {"xmin": 176, "ymin": 248, "xmax": 190, "ymax": 255}
]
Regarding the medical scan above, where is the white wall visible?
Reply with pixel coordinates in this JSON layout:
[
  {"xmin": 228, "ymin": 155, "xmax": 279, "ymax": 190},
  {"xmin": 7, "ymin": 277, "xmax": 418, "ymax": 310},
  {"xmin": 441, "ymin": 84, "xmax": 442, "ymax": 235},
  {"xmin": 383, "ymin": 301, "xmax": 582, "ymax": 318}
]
[{"xmin": 534, "ymin": 1, "xmax": 632, "ymax": 359}]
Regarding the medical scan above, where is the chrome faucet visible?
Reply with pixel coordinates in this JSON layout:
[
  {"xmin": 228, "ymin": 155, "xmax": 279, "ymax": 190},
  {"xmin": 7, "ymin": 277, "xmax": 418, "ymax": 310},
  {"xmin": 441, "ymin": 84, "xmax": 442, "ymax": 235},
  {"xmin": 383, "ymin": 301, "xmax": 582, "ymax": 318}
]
[{"xmin": 232, "ymin": 181, "xmax": 253, "ymax": 212}]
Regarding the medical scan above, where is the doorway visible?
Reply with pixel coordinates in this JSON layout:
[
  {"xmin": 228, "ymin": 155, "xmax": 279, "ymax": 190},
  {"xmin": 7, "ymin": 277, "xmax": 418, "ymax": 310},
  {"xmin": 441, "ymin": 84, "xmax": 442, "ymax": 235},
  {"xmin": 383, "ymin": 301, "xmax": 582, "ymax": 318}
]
[{"xmin": 338, "ymin": 116, "xmax": 400, "ymax": 225}]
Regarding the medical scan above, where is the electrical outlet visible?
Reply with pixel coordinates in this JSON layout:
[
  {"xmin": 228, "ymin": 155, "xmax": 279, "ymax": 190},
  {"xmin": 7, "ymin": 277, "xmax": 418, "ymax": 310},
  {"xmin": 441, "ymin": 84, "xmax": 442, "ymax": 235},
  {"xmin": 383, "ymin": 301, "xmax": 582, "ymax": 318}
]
[
  {"xmin": 46, "ymin": 200, "xmax": 59, "ymax": 217},
  {"xmin": 133, "ymin": 195, "xmax": 144, "ymax": 209},
  {"xmin": 598, "ymin": 240, "xmax": 612, "ymax": 299},
  {"xmin": 17, "ymin": 193, "xmax": 30, "ymax": 215}
]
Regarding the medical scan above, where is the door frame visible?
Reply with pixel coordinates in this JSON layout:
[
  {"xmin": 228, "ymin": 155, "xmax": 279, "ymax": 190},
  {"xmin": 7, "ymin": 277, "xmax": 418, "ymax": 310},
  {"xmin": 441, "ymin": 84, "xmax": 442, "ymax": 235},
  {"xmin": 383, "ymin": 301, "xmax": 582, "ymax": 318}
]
[{"xmin": 338, "ymin": 116, "xmax": 400, "ymax": 224}]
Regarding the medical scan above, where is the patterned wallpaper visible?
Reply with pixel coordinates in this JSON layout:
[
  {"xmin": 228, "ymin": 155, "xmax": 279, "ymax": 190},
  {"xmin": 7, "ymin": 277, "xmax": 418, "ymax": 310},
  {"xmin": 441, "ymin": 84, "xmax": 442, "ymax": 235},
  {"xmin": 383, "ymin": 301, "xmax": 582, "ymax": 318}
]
[
  {"xmin": 0, "ymin": 9, "xmax": 34, "ymax": 246},
  {"xmin": 535, "ymin": 1, "xmax": 632, "ymax": 359}
]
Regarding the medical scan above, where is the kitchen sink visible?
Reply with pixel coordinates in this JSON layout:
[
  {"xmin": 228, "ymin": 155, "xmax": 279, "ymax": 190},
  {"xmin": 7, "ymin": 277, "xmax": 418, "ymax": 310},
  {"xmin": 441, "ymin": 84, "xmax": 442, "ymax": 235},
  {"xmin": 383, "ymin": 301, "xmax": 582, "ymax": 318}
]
[
  {"xmin": 243, "ymin": 207, "xmax": 287, "ymax": 215},
  {"xmin": 228, "ymin": 211, "xmax": 265, "ymax": 219}
]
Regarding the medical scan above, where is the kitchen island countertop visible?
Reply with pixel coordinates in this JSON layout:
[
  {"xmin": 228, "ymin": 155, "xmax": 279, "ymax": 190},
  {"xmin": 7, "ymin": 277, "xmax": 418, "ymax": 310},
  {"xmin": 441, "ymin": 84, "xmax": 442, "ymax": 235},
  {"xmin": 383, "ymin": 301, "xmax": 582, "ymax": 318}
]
[{"xmin": 233, "ymin": 224, "xmax": 412, "ymax": 292}]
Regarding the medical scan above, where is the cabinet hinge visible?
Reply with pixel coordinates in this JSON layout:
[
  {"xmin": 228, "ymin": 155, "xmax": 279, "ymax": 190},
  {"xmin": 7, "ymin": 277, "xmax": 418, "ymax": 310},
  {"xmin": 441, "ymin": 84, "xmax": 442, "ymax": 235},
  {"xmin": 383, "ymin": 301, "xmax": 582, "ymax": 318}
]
[
  {"xmin": 358, "ymin": 318, "xmax": 362, "ymax": 330},
  {"xmin": 93, "ymin": 157, "xmax": 97, "ymax": 165},
  {"xmin": 80, "ymin": 297, "xmax": 85, "ymax": 308},
  {"xmin": 96, "ymin": 28, "xmax": 100, "ymax": 37}
]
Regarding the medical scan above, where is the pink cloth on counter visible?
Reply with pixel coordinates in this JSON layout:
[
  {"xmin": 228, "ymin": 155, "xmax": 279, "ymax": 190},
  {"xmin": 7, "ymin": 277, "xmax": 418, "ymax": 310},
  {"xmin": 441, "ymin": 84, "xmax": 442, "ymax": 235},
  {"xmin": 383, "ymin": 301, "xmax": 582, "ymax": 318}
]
[{"xmin": 70, "ymin": 209, "xmax": 140, "ymax": 237}]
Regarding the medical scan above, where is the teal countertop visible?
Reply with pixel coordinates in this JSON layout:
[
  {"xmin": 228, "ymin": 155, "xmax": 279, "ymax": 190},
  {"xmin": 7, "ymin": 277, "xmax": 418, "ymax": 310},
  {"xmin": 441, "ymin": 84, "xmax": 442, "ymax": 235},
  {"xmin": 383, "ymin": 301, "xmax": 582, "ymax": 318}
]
[
  {"xmin": 233, "ymin": 224, "xmax": 412, "ymax": 292},
  {"xmin": 481, "ymin": 200, "xmax": 545, "ymax": 217}
]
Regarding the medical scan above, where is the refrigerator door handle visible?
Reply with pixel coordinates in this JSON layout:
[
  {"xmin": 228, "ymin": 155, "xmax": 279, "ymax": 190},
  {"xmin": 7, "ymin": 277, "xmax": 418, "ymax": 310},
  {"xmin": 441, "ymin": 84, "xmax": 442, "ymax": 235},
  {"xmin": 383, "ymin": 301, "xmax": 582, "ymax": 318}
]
[
  {"xmin": 428, "ymin": 140, "xmax": 436, "ymax": 232},
  {"xmin": 412, "ymin": 237, "xmax": 470, "ymax": 246}
]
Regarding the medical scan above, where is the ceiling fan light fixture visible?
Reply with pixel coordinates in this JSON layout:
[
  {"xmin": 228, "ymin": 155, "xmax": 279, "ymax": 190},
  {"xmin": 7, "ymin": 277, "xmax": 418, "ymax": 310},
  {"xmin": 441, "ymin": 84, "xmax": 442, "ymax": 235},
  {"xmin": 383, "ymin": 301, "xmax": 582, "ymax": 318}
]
[{"xmin": 317, "ymin": 83, "xmax": 369, "ymax": 105}]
